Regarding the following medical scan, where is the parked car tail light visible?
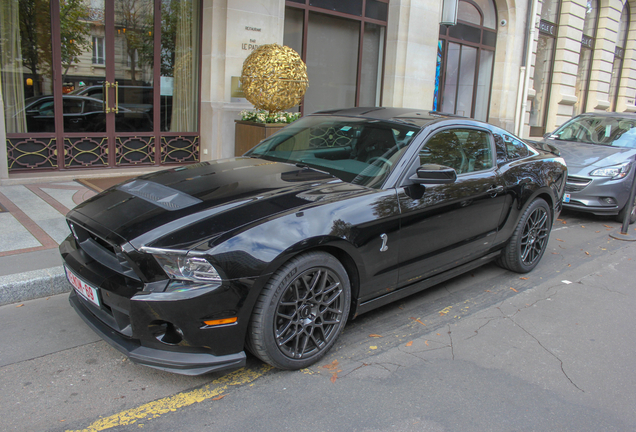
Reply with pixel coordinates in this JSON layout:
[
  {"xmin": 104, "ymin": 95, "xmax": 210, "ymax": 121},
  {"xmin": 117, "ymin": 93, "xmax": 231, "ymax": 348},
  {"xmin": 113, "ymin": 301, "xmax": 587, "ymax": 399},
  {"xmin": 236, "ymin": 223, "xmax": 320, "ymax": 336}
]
[{"xmin": 590, "ymin": 162, "xmax": 631, "ymax": 179}]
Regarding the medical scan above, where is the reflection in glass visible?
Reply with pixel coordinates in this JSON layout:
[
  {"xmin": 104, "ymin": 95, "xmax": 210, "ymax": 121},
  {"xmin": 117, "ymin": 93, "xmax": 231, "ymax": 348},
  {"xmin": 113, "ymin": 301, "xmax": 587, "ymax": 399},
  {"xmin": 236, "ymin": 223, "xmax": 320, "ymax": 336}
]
[
  {"xmin": 1, "ymin": 0, "xmax": 54, "ymax": 133},
  {"xmin": 114, "ymin": 0, "xmax": 154, "ymax": 132},
  {"xmin": 161, "ymin": 0, "xmax": 200, "ymax": 132},
  {"xmin": 529, "ymin": 36, "xmax": 555, "ymax": 130},
  {"xmin": 442, "ymin": 43, "xmax": 460, "ymax": 114},
  {"xmin": 359, "ymin": 23, "xmax": 384, "ymax": 107},
  {"xmin": 304, "ymin": 13, "xmax": 359, "ymax": 113}
]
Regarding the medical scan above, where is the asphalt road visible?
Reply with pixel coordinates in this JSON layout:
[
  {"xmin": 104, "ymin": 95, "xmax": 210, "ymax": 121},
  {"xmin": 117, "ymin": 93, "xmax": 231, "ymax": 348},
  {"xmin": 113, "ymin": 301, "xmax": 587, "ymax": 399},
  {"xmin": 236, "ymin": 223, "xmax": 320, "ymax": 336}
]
[{"xmin": 1, "ymin": 210, "xmax": 635, "ymax": 432}]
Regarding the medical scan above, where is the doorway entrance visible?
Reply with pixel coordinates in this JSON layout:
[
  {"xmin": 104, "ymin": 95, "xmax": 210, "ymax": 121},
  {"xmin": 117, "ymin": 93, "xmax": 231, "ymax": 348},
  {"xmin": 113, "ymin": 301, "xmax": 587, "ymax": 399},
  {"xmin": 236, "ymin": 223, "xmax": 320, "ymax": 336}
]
[
  {"xmin": 433, "ymin": 0, "xmax": 497, "ymax": 121},
  {"xmin": 2, "ymin": 0, "xmax": 201, "ymax": 171}
]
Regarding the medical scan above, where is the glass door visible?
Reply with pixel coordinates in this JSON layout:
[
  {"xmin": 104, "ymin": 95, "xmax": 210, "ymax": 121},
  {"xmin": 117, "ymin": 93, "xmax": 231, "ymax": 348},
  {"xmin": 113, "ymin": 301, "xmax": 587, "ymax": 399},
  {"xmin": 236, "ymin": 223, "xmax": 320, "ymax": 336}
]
[
  {"xmin": 60, "ymin": 0, "xmax": 155, "ymax": 168},
  {"xmin": 3, "ymin": 0, "xmax": 200, "ymax": 172}
]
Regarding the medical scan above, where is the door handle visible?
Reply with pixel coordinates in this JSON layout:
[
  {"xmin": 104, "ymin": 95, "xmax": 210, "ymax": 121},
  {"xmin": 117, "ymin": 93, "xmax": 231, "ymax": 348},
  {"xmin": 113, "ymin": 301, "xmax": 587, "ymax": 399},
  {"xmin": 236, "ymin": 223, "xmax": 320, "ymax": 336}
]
[
  {"xmin": 104, "ymin": 81, "xmax": 119, "ymax": 113},
  {"xmin": 487, "ymin": 185, "xmax": 504, "ymax": 197}
]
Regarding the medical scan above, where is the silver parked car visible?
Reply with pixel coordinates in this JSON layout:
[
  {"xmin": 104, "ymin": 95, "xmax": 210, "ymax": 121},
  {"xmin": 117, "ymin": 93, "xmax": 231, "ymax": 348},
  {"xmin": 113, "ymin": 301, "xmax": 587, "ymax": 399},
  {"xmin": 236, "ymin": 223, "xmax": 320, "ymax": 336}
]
[{"xmin": 540, "ymin": 112, "xmax": 636, "ymax": 224}]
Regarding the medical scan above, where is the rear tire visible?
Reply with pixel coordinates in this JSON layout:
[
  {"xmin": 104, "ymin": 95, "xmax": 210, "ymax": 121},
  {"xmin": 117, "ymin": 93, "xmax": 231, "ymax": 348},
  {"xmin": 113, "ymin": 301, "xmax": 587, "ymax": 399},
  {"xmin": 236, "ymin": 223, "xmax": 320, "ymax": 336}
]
[
  {"xmin": 498, "ymin": 198, "xmax": 551, "ymax": 273},
  {"xmin": 246, "ymin": 252, "xmax": 351, "ymax": 370}
]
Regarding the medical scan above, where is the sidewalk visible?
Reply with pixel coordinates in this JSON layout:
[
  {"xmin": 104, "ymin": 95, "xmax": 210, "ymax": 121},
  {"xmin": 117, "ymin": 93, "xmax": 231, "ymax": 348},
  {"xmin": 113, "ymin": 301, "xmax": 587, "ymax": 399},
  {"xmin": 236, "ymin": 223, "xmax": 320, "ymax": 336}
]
[{"xmin": 0, "ymin": 168, "xmax": 163, "ymax": 306}]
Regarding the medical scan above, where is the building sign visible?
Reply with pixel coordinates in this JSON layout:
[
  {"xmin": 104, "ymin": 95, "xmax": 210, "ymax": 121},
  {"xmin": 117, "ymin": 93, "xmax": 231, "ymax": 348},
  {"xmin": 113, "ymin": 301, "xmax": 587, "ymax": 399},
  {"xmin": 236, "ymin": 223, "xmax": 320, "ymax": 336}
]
[
  {"xmin": 581, "ymin": 34, "xmax": 594, "ymax": 49},
  {"xmin": 539, "ymin": 19, "xmax": 557, "ymax": 37}
]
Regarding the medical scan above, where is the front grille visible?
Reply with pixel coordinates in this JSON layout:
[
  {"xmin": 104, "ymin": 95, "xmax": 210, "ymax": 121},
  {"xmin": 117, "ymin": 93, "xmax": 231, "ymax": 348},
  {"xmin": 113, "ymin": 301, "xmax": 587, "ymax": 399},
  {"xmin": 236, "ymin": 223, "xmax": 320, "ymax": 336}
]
[
  {"xmin": 565, "ymin": 176, "xmax": 591, "ymax": 192},
  {"xmin": 70, "ymin": 222, "xmax": 140, "ymax": 281}
]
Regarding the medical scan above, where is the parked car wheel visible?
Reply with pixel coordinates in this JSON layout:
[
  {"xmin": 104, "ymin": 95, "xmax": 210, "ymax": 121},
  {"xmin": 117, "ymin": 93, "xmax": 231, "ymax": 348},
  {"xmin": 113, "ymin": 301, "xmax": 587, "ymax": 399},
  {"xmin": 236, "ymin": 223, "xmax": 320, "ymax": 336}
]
[
  {"xmin": 616, "ymin": 196, "xmax": 636, "ymax": 224},
  {"xmin": 498, "ymin": 198, "xmax": 551, "ymax": 273},
  {"xmin": 247, "ymin": 252, "xmax": 351, "ymax": 370}
]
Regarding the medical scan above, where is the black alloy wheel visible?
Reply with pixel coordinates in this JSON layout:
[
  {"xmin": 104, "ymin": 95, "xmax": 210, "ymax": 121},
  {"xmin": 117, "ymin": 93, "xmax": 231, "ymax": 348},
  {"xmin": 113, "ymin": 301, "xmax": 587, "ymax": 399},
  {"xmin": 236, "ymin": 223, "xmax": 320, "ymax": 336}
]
[
  {"xmin": 247, "ymin": 252, "xmax": 351, "ymax": 370},
  {"xmin": 498, "ymin": 198, "xmax": 551, "ymax": 273}
]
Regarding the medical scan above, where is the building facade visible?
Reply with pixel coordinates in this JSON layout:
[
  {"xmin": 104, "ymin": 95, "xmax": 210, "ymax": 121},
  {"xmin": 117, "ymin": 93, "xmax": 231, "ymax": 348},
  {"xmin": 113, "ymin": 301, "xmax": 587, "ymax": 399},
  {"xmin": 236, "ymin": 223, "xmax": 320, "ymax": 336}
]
[{"xmin": 1, "ymin": 0, "xmax": 636, "ymax": 179}]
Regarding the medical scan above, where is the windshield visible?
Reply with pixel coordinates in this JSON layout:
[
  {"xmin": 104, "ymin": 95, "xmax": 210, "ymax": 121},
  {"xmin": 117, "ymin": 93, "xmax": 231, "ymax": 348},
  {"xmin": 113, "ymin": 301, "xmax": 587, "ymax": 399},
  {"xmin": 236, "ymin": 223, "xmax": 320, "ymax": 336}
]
[
  {"xmin": 551, "ymin": 115, "xmax": 636, "ymax": 148},
  {"xmin": 246, "ymin": 116, "xmax": 420, "ymax": 188}
]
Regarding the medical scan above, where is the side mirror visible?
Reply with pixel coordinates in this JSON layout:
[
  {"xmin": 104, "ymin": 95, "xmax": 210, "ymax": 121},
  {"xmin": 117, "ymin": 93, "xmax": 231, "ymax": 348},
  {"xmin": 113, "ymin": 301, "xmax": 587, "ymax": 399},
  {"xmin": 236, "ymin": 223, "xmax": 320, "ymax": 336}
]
[{"xmin": 409, "ymin": 164, "xmax": 457, "ymax": 184}]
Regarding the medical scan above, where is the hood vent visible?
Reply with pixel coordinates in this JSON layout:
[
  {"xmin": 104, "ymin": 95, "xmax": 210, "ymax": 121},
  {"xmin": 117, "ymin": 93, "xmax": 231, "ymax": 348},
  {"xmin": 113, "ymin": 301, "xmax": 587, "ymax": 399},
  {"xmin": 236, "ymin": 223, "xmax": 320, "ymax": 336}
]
[{"xmin": 118, "ymin": 180, "xmax": 202, "ymax": 211}]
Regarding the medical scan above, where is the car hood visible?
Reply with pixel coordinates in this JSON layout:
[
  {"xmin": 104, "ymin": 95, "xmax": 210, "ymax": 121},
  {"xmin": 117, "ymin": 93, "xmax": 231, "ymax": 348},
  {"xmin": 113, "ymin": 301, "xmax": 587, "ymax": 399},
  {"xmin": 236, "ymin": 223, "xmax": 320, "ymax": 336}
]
[
  {"xmin": 545, "ymin": 139, "xmax": 636, "ymax": 170},
  {"xmin": 68, "ymin": 157, "xmax": 371, "ymax": 250}
]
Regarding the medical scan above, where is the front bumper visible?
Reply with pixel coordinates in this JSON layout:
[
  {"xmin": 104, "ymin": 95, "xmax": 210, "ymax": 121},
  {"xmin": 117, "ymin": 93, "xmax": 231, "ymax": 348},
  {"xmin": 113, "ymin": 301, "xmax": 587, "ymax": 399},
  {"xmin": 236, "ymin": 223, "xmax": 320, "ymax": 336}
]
[
  {"xmin": 564, "ymin": 174, "xmax": 633, "ymax": 216},
  {"xmin": 70, "ymin": 290, "xmax": 246, "ymax": 376}
]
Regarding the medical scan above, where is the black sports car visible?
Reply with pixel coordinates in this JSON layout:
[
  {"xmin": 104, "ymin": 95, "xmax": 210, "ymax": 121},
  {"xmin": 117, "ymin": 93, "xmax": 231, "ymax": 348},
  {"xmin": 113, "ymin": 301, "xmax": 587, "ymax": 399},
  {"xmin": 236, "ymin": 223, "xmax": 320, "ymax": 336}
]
[{"xmin": 61, "ymin": 108, "xmax": 567, "ymax": 375}]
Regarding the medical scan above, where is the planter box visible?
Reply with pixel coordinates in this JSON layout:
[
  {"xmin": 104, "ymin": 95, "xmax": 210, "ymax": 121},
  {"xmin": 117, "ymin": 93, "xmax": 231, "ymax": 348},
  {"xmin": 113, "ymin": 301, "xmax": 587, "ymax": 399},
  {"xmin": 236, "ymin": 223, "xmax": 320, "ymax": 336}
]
[{"xmin": 234, "ymin": 121, "xmax": 287, "ymax": 156}]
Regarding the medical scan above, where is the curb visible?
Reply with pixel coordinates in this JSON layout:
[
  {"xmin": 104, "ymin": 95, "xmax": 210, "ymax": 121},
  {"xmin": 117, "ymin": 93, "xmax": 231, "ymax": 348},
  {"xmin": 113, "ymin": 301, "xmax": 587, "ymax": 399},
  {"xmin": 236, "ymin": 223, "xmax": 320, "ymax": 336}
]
[{"xmin": 0, "ymin": 266, "xmax": 70, "ymax": 306}]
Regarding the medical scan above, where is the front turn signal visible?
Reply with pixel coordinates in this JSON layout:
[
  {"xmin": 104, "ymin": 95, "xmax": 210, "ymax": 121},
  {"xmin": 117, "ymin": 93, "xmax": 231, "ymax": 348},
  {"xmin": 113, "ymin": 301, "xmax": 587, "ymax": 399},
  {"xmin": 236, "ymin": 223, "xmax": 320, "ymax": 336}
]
[{"xmin": 203, "ymin": 317, "xmax": 238, "ymax": 326}]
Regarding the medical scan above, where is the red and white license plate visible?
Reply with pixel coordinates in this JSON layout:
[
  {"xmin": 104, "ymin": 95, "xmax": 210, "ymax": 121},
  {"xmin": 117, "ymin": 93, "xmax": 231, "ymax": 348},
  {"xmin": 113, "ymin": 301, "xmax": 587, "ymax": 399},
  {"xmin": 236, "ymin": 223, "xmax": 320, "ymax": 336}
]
[{"xmin": 65, "ymin": 266, "xmax": 100, "ymax": 307}]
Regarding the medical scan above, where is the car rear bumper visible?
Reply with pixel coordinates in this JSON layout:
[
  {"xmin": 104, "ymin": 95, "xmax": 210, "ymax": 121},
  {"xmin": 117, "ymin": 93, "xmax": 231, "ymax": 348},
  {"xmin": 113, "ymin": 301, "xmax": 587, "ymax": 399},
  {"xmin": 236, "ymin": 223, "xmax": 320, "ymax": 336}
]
[{"xmin": 70, "ymin": 291, "xmax": 246, "ymax": 375}]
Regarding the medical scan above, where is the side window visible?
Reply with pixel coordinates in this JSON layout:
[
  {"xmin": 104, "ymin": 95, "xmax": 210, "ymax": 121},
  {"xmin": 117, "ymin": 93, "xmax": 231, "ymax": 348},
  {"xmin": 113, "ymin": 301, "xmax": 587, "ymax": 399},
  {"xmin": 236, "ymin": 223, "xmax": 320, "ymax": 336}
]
[
  {"xmin": 419, "ymin": 128, "xmax": 493, "ymax": 174},
  {"xmin": 63, "ymin": 99, "xmax": 83, "ymax": 114},
  {"xmin": 503, "ymin": 135, "xmax": 530, "ymax": 160}
]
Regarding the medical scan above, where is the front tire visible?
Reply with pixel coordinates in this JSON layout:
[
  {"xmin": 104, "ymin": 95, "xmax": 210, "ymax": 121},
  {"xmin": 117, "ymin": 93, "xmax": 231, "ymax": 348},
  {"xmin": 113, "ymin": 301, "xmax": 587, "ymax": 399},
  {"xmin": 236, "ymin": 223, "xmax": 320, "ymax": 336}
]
[
  {"xmin": 615, "ymin": 196, "xmax": 636, "ymax": 224},
  {"xmin": 498, "ymin": 198, "xmax": 552, "ymax": 273},
  {"xmin": 247, "ymin": 252, "xmax": 351, "ymax": 370}
]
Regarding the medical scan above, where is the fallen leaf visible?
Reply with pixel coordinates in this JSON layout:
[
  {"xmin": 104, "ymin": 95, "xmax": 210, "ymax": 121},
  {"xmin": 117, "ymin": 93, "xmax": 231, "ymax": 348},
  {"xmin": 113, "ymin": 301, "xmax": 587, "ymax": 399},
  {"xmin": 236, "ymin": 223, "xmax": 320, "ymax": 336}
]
[
  {"xmin": 425, "ymin": 340, "xmax": 429, "ymax": 346},
  {"xmin": 519, "ymin": 277, "xmax": 528, "ymax": 280},
  {"xmin": 556, "ymin": 238, "xmax": 564, "ymax": 242},
  {"xmin": 595, "ymin": 231, "xmax": 600, "ymax": 233},
  {"xmin": 557, "ymin": 219, "xmax": 567, "ymax": 224},
  {"xmin": 410, "ymin": 317, "xmax": 426, "ymax": 326},
  {"xmin": 510, "ymin": 287, "xmax": 518, "ymax": 292},
  {"xmin": 16, "ymin": 304, "xmax": 24, "ymax": 308},
  {"xmin": 601, "ymin": 248, "xmax": 606, "ymax": 251},
  {"xmin": 212, "ymin": 395, "xmax": 226, "ymax": 401},
  {"xmin": 437, "ymin": 333, "xmax": 441, "ymax": 336},
  {"xmin": 551, "ymin": 252, "xmax": 559, "ymax": 255},
  {"xmin": 330, "ymin": 373, "xmax": 338, "ymax": 383},
  {"xmin": 485, "ymin": 290, "xmax": 491, "ymax": 292},
  {"xmin": 585, "ymin": 251, "xmax": 590, "ymax": 255},
  {"xmin": 603, "ymin": 224, "xmax": 613, "ymax": 228},
  {"xmin": 369, "ymin": 334, "xmax": 383, "ymax": 338},
  {"xmin": 405, "ymin": 341, "xmax": 413, "ymax": 347},
  {"xmin": 322, "ymin": 360, "xmax": 339, "ymax": 370},
  {"xmin": 581, "ymin": 225, "xmax": 585, "ymax": 228},
  {"xmin": 370, "ymin": 346, "xmax": 378, "ymax": 350}
]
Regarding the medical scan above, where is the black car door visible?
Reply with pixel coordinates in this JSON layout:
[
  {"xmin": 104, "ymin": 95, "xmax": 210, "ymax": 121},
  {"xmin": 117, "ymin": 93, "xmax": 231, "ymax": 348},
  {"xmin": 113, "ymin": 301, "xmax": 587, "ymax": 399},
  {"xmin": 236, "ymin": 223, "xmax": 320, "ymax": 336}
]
[{"xmin": 394, "ymin": 127, "xmax": 507, "ymax": 289}]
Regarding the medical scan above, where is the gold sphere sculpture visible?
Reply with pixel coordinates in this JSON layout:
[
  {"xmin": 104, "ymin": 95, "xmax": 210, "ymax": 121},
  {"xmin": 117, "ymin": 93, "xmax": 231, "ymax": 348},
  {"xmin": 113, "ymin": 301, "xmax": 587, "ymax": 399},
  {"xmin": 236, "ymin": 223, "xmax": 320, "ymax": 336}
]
[{"xmin": 240, "ymin": 44, "xmax": 309, "ymax": 112}]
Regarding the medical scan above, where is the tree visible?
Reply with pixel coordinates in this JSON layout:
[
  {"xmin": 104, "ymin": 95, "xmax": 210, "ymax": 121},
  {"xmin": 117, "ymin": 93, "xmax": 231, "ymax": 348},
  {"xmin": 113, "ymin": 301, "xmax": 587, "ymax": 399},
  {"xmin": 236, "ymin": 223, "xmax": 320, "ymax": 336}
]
[
  {"xmin": 115, "ymin": 0, "xmax": 153, "ymax": 85},
  {"xmin": 59, "ymin": 0, "xmax": 91, "ymax": 84}
]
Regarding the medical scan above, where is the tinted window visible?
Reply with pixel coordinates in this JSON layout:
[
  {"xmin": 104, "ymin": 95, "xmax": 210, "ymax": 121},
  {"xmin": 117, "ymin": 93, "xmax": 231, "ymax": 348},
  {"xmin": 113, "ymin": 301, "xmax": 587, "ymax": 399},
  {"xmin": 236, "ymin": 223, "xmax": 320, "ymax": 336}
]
[
  {"xmin": 419, "ymin": 128, "xmax": 493, "ymax": 174},
  {"xmin": 503, "ymin": 135, "xmax": 530, "ymax": 159},
  {"xmin": 248, "ymin": 116, "xmax": 419, "ymax": 188}
]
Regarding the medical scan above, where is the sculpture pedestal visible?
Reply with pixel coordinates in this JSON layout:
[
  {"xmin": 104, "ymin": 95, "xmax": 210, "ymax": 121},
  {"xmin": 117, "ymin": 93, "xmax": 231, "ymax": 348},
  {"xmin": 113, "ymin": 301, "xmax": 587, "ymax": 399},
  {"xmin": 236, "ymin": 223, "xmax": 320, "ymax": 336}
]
[{"xmin": 234, "ymin": 121, "xmax": 287, "ymax": 156}]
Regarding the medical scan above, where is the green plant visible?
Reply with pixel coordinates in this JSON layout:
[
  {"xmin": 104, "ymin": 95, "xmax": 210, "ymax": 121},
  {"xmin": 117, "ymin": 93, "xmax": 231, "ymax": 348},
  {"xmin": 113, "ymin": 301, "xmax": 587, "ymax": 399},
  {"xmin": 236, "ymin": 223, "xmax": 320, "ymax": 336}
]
[{"xmin": 240, "ymin": 109, "xmax": 301, "ymax": 124}]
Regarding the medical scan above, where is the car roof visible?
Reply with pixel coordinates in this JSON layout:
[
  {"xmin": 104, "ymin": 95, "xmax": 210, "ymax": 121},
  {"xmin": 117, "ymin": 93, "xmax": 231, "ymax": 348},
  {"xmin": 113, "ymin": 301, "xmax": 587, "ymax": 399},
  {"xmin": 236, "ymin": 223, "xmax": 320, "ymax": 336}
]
[
  {"xmin": 577, "ymin": 111, "xmax": 636, "ymax": 119},
  {"xmin": 311, "ymin": 107, "xmax": 460, "ymax": 128}
]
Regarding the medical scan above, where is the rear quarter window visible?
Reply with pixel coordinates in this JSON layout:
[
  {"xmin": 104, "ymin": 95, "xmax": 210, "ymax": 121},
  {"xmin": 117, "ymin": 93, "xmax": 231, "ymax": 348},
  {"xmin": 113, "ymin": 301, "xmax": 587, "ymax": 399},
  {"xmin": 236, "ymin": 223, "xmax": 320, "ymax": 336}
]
[{"xmin": 503, "ymin": 135, "xmax": 530, "ymax": 160}]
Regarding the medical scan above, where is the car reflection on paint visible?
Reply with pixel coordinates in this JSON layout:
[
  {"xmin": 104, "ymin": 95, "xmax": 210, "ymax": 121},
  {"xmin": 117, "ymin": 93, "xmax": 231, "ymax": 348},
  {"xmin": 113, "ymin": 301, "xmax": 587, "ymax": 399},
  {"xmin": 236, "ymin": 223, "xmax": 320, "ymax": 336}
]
[
  {"xmin": 60, "ymin": 107, "xmax": 567, "ymax": 375},
  {"xmin": 538, "ymin": 112, "xmax": 636, "ymax": 224}
]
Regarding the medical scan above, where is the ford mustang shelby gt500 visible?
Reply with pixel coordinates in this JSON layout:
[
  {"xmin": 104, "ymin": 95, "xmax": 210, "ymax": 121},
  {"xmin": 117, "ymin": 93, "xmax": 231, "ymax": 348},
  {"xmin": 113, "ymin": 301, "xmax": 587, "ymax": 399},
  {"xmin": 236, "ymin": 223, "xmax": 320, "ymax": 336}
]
[{"xmin": 61, "ymin": 108, "xmax": 567, "ymax": 375}]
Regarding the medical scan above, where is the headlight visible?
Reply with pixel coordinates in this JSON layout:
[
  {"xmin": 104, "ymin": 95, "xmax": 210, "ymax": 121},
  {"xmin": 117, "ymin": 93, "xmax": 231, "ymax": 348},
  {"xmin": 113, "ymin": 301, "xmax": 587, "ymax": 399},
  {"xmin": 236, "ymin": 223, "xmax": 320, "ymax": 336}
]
[
  {"xmin": 590, "ymin": 162, "xmax": 631, "ymax": 179},
  {"xmin": 152, "ymin": 254, "xmax": 222, "ymax": 283}
]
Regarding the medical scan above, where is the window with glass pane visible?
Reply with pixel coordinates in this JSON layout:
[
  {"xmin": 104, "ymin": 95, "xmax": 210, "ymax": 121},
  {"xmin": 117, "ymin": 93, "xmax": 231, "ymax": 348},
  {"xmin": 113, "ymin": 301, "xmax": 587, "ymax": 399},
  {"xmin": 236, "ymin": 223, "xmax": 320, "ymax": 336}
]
[
  {"xmin": 1, "ymin": 0, "xmax": 55, "ymax": 133},
  {"xmin": 529, "ymin": 35, "xmax": 555, "ymax": 134},
  {"xmin": 573, "ymin": 0, "xmax": 597, "ymax": 115},
  {"xmin": 609, "ymin": 4, "xmax": 629, "ymax": 111},
  {"xmin": 160, "ymin": 0, "xmax": 201, "ymax": 132},
  {"xmin": 304, "ymin": 13, "xmax": 359, "ymax": 113},
  {"xmin": 359, "ymin": 23, "xmax": 384, "ymax": 107}
]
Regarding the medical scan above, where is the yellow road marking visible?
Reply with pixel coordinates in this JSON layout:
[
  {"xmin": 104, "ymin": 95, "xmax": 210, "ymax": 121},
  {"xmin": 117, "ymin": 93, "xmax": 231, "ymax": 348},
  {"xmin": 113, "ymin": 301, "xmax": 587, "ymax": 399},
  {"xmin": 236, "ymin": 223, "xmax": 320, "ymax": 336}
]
[{"xmin": 67, "ymin": 365, "xmax": 272, "ymax": 432}]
